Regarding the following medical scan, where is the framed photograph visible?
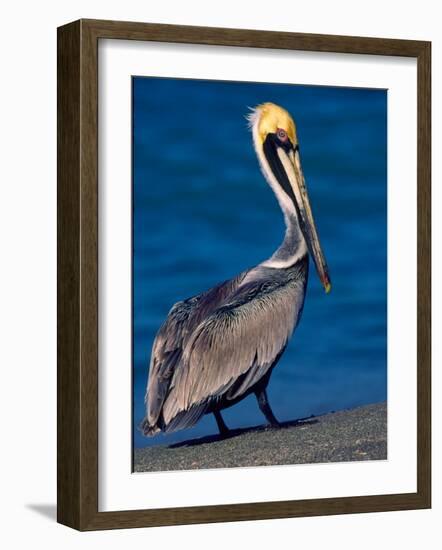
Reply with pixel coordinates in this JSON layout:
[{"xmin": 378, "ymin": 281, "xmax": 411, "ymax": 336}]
[{"xmin": 57, "ymin": 19, "xmax": 431, "ymax": 530}]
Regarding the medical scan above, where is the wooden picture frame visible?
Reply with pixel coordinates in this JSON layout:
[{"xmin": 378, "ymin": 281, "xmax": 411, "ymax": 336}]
[{"xmin": 57, "ymin": 18, "xmax": 431, "ymax": 531}]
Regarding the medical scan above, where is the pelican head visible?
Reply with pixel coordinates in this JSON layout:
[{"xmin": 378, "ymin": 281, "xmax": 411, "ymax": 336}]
[{"xmin": 248, "ymin": 102, "xmax": 331, "ymax": 293}]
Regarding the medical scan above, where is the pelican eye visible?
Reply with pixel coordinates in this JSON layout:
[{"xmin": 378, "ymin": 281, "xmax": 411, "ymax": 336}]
[{"xmin": 276, "ymin": 128, "xmax": 288, "ymax": 142}]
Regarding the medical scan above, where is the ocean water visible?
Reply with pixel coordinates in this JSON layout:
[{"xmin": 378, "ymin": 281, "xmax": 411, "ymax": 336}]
[{"xmin": 133, "ymin": 77, "xmax": 387, "ymax": 449}]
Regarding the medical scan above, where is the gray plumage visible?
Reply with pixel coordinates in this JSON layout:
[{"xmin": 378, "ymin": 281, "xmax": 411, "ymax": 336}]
[{"xmin": 142, "ymin": 256, "xmax": 308, "ymax": 436}]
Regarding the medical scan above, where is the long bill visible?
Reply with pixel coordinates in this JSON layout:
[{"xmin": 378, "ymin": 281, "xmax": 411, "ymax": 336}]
[{"xmin": 263, "ymin": 134, "xmax": 331, "ymax": 293}]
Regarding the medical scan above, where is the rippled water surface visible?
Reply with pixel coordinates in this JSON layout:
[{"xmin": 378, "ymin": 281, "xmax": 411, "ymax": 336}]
[{"xmin": 132, "ymin": 77, "xmax": 387, "ymax": 449}]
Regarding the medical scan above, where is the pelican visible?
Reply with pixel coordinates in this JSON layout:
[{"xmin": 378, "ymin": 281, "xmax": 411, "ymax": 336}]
[{"xmin": 141, "ymin": 102, "xmax": 330, "ymax": 437}]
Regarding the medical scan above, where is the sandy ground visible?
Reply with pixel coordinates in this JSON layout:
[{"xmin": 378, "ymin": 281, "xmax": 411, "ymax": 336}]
[{"xmin": 133, "ymin": 402, "xmax": 387, "ymax": 472}]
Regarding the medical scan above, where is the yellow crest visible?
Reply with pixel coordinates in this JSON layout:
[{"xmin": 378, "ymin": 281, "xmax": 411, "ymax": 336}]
[{"xmin": 249, "ymin": 102, "xmax": 297, "ymax": 145}]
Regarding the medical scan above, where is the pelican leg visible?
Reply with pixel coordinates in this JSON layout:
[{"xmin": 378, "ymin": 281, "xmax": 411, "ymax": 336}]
[
  {"xmin": 255, "ymin": 389, "xmax": 280, "ymax": 428},
  {"xmin": 213, "ymin": 410, "xmax": 230, "ymax": 436}
]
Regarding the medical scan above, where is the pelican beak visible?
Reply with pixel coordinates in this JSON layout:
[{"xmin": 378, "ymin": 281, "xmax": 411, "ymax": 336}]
[{"xmin": 263, "ymin": 134, "xmax": 331, "ymax": 293}]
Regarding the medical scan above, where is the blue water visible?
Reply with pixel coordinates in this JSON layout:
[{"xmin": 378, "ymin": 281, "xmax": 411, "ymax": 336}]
[{"xmin": 133, "ymin": 77, "xmax": 387, "ymax": 449}]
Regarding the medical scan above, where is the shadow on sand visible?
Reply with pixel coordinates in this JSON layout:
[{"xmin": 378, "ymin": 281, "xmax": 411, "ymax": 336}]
[{"xmin": 169, "ymin": 416, "xmax": 319, "ymax": 449}]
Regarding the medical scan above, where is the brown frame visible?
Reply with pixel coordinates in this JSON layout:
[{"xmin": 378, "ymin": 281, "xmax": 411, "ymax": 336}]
[{"xmin": 57, "ymin": 18, "xmax": 431, "ymax": 531}]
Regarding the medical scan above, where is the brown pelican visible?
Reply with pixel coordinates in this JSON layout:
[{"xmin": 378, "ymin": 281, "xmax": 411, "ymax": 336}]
[{"xmin": 141, "ymin": 102, "xmax": 331, "ymax": 437}]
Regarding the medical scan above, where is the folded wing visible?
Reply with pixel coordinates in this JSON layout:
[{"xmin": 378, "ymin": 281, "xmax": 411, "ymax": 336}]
[{"xmin": 161, "ymin": 275, "xmax": 306, "ymax": 431}]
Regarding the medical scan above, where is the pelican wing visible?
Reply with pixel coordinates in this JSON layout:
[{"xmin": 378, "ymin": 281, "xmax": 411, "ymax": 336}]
[{"xmin": 162, "ymin": 272, "xmax": 307, "ymax": 429}]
